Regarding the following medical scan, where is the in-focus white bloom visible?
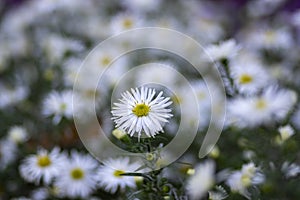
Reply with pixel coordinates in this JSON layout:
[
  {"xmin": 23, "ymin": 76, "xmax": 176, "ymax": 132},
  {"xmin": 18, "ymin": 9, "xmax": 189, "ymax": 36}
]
[
  {"xmin": 42, "ymin": 90, "xmax": 74, "ymax": 124},
  {"xmin": 203, "ymin": 39, "xmax": 240, "ymax": 62},
  {"xmin": 19, "ymin": 147, "xmax": 63, "ymax": 185},
  {"xmin": 97, "ymin": 157, "xmax": 141, "ymax": 193},
  {"xmin": 55, "ymin": 151, "xmax": 98, "ymax": 198},
  {"xmin": 0, "ymin": 139, "xmax": 17, "ymax": 169},
  {"xmin": 228, "ymin": 86, "xmax": 297, "ymax": 127},
  {"xmin": 226, "ymin": 162, "xmax": 264, "ymax": 199},
  {"xmin": 111, "ymin": 87, "xmax": 173, "ymax": 139},
  {"xmin": 186, "ymin": 160, "xmax": 215, "ymax": 200},
  {"xmin": 7, "ymin": 126, "xmax": 28, "ymax": 144}
]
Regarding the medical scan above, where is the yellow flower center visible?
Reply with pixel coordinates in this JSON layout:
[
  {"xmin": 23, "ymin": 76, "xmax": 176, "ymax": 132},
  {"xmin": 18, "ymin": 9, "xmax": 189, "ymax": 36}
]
[
  {"xmin": 100, "ymin": 56, "xmax": 111, "ymax": 66},
  {"xmin": 123, "ymin": 18, "xmax": 133, "ymax": 29},
  {"xmin": 60, "ymin": 103, "xmax": 67, "ymax": 111},
  {"xmin": 239, "ymin": 74, "xmax": 253, "ymax": 84},
  {"xmin": 37, "ymin": 155, "xmax": 52, "ymax": 167},
  {"xmin": 70, "ymin": 168, "xmax": 85, "ymax": 180},
  {"xmin": 255, "ymin": 98, "xmax": 267, "ymax": 110},
  {"xmin": 132, "ymin": 103, "xmax": 150, "ymax": 117},
  {"xmin": 113, "ymin": 169, "xmax": 125, "ymax": 178}
]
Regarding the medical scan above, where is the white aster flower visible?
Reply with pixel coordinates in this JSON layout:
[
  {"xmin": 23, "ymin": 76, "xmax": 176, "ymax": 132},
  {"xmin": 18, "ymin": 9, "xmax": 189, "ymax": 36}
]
[
  {"xmin": 226, "ymin": 162, "xmax": 264, "ymax": 199},
  {"xmin": 203, "ymin": 39, "xmax": 240, "ymax": 62},
  {"xmin": 0, "ymin": 84, "xmax": 28, "ymax": 108},
  {"xmin": 7, "ymin": 125, "xmax": 28, "ymax": 144},
  {"xmin": 42, "ymin": 90, "xmax": 74, "ymax": 124},
  {"xmin": 111, "ymin": 87, "xmax": 173, "ymax": 139},
  {"xmin": 97, "ymin": 157, "xmax": 141, "ymax": 193},
  {"xmin": 230, "ymin": 62, "xmax": 271, "ymax": 94},
  {"xmin": 244, "ymin": 27, "xmax": 293, "ymax": 50},
  {"xmin": 186, "ymin": 160, "xmax": 215, "ymax": 200},
  {"xmin": 110, "ymin": 13, "xmax": 143, "ymax": 34},
  {"xmin": 278, "ymin": 124, "xmax": 295, "ymax": 142},
  {"xmin": 282, "ymin": 162, "xmax": 300, "ymax": 178},
  {"xmin": 208, "ymin": 185, "xmax": 228, "ymax": 200},
  {"xmin": 19, "ymin": 147, "xmax": 63, "ymax": 185},
  {"xmin": 55, "ymin": 151, "xmax": 98, "ymax": 198},
  {"xmin": 228, "ymin": 86, "xmax": 297, "ymax": 127}
]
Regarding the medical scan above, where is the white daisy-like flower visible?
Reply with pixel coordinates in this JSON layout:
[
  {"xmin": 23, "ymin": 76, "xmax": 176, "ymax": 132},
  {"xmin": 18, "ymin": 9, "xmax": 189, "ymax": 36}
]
[
  {"xmin": 111, "ymin": 87, "xmax": 173, "ymax": 139},
  {"xmin": 19, "ymin": 147, "xmax": 63, "ymax": 185},
  {"xmin": 203, "ymin": 39, "xmax": 241, "ymax": 62},
  {"xmin": 110, "ymin": 13, "xmax": 143, "ymax": 34},
  {"xmin": 278, "ymin": 124, "xmax": 295, "ymax": 142},
  {"xmin": 0, "ymin": 139, "xmax": 17, "ymax": 169},
  {"xmin": 7, "ymin": 125, "xmax": 28, "ymax": 144},
  {"xmin": 42, "ymin": 90, "xmax": 74, "ymax": 124},
  {"xmin": 230, "ymin": 62, "xmax": 271, "ymax": 94},
  {"xmin": 208, "ymin": 185, "xmax": 228, "ymax": 200},
  {"xmin": 97, "ymin": 157, "xmax": 141, "ymax": 193},
  {"xmin": 186, "ymin": 160, "xmax": 215, "ymax": 200},
  {"xmin": 282, "ymin": 162, "xmax": 300, "ymax": 178},
  {"xmin": 226, "ymin": 162, "xmax": 264, "ymax": 198},
  {"xmin": 244, "ymin": 27, "xmax": 293, "ymax": 50},
  {"xmin": 228, "ymin": 86, "xmax": 297, "ymax": 127},
  {"xmin": 0, "ymin": 84, "xmax": 28, "ymax": 108},
  {"xmin": 54, "ymin": 151, "xmax": 98, "ymax": 198}
]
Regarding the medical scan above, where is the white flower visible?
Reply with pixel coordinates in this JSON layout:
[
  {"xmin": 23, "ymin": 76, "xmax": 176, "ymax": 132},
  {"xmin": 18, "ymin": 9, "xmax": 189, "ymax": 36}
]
[
  {"xmin": 55, "ymin": 151, "xmax": 98, "ymax": 198},
  {"xmin": 203, "ymin": 39, "xmax": 240, "ymax": 62},
  {"xmin": 230, "ymin": 62, "xmax": 271, "ymax": 94},
  {"xmin": 208, "ymin": 186, "xmax": 228, "ymax": 200},
  {"xmin": 186, "ymin": 160, "xmax": 215, "ymax": 200},
  {"xmin": 42, "ymin": 90, "xmax": 74, "ymax": 124},
  {"xmin": 19, "ymin": 147, "xmax": 63, "ymax": 185},
  {"xmin": 7, "ymin": 126, "xmax": 28, "ymax": 144},
  {"xmin": 278, "ymin": 124, "xmax": 295, "ymax": 141},
  {"xmin": 282, "ymin": 162, "xmax": 300, "ymax": 178},
  {"xmin": 0, "ymin": 139, "xmax": 17, "ymax": 169},
  {"xmin": 0, "ymin": 84, "xmax": 28, "ymax": 108},
  {"xmin": 226, "ymin": 162, "xmax": 264, "ymax": 199},
  {"xmin": 111, "ymin": 87, "xmax": 173, "ymax": 139},
  {"xmin": 228, "ymin": 86, "xmax": 297, "ymax": 127},
  {"xmin": 110, "ymin": 13, "xmax": 143, "ymax": 34},
  {"xmin": 97, "ymin": 157, "xmax": 141, "ymax": 193},
  {"xmin": 244, "ymin": 27, "xmax": 293, "ymax": 50}
]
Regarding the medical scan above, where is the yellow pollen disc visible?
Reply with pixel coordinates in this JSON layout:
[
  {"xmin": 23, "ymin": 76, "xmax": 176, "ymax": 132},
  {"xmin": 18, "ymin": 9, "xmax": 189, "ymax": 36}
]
[
  {"xmin": 239, "ymin": 74, "xmax": 253, "ymax": 84},
  {"xmin": 113, "ymin": 169, "xmax": 125, "ymax": 178},
  {"xmin": 255, "ymin": 99, "xmax": 267, "ymax": 110},
  {"xmin": 100, "ymin": 56, "xmax": 111, "ymax": 66},
  {"xmin": 123, "ymin": 18, "xmax": 133, "ymax": 29},
  {"xmin": 70, "ymin": 168, "xmax": 85, "ymax": 180},
  {"xmin": 60, "ymin": 103, "xmax": 67, "ymax": 111},
  {"xmin": 37, "ymin": 155, "xmax": 51, "ymax": 167},
  {"xmin": 132, "ymin": 103, "xmax": 150, "ymax": 117}
]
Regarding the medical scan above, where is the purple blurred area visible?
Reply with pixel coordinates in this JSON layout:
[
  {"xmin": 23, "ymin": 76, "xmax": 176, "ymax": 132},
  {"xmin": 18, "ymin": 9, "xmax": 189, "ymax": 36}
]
[{"xmin": 2, "ymin": 0, "xmax": 300, "ymax": 12}]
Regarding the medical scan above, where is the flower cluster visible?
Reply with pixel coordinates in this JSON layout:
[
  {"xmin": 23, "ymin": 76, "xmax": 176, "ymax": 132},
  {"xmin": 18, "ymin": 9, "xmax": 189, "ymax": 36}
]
[{"xmin": 0, "ymin": 0, "xmax": 300, "ymax": 199}]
